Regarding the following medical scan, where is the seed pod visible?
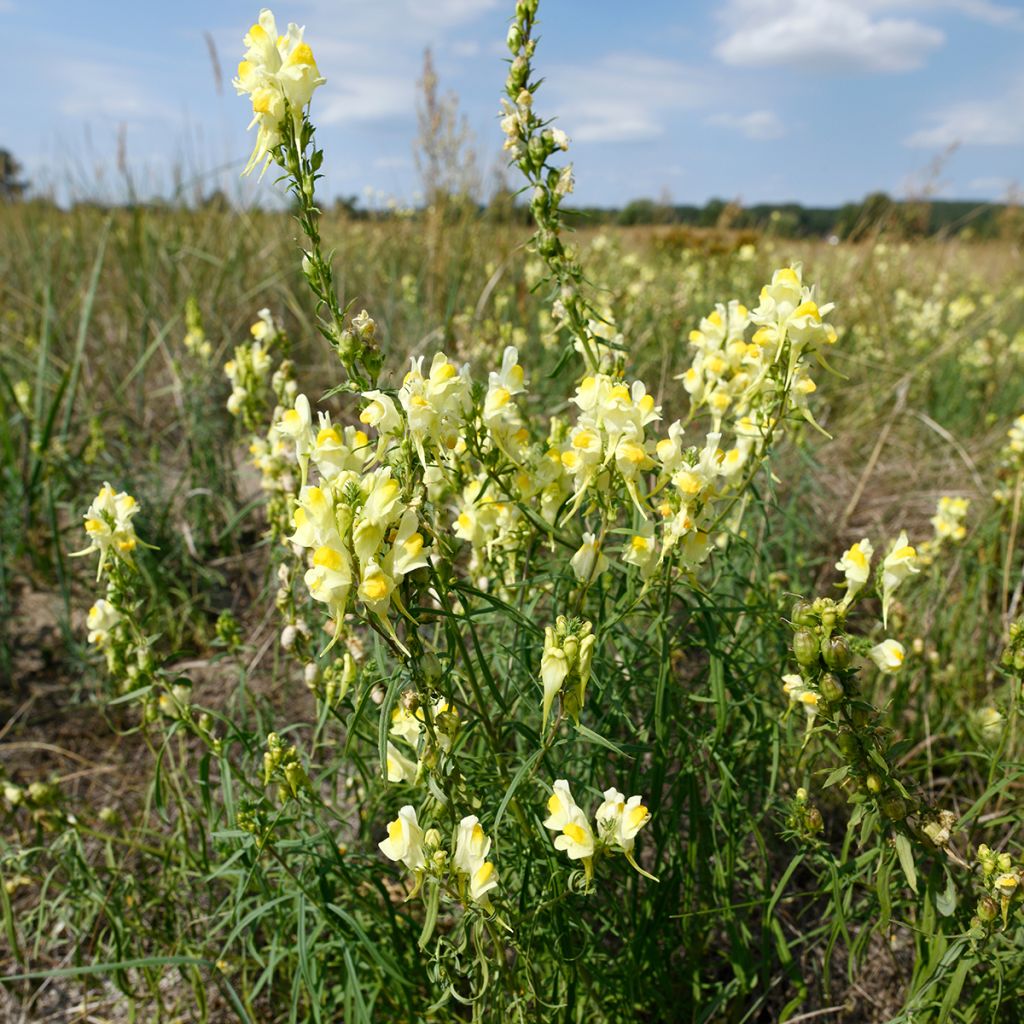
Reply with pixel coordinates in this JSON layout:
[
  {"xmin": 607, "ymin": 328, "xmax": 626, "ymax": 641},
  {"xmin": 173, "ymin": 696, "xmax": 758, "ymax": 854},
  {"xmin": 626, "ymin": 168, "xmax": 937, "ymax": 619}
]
[
  {"xmin": 881, "ymin": 795, "xmax": 906, "ymax": 820},
  {"xmin": 819, "ymin": 672, "xmax": 845, "ymax": 703},
  {"xmin": 821, "ymin": 636, "xmax": 852, "ymax": 671},
  {"xmin": 836, "ymin": 731, "xmax": 859, "ymax": 759},
  {"xmin": 806, "ymin": 808, "xmax": 823, "ymax": 832},
  {"xmin": 977, "ymin": 895, "xmax": 999, "ymax": 922},
  {"xmin": 791, "ymin": 600, "xmax": 815, "ymax": 627},
  {"xmin": 793, "ymin": 629, "xmax": 819, "ymax": 667},
  {"xmin": 865, "ymin": 773, "xmax": 883, "ymax": 794}
]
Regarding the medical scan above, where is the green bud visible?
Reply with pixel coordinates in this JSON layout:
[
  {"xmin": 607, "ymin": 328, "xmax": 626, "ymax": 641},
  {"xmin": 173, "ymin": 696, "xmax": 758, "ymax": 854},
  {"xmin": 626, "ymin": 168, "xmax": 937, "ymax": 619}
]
[
  {"xmin": 562, "ymin": 635, "xmax": 579, "ymax": 666},
  {"xmin": 865, "ymin": 773, "xmax": 883, "ymax": 794},
  {"xmin": 793, "ymin": 629, "xmax": 819, "ymax": 667}
]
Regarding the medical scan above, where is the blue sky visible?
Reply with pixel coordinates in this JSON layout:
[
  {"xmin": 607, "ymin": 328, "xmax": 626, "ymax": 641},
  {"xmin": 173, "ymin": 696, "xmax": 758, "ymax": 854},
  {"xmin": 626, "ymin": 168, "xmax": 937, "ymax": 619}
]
[{"xmin": 4, "ymin": 0, "xmax": 1023, "ymax": 207}]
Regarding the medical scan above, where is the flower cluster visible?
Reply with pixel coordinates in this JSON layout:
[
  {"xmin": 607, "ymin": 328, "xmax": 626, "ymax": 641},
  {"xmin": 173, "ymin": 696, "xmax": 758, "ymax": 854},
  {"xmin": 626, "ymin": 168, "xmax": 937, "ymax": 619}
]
[
  {"xmin": 388, "ymin": 694, "xmax": 460, "ymax": 780},
  {"xmin": 543, "ymin": 779, "xmax": 653, "ymax": 883},
  {"xmin": 285, "ymin": 423, "xmax": 428, "ymax": 648},
  {"xmin": 834, "ymin": 531, "xmax": 919, "ymax": 627},
  {"xmin": 994, "ymin": 413, "xmax": 1024, "ymax": 504},
  {"xmin": 971, "ymin": 844, "xmax": 1023, "ymax": 932},
  {"xmin": 540, "ymin": 617, "xmax": 595, "ymax": 730},
  {"xmin": 920, "ymin": 496, "xmax": 969, "ymax": 562},
  {"xmin": 75, "ymin": 483, "xmax": 140, "ymax": 579},
  {"xmin": 224, "ymin": 309, "xmax": 292, "ymax": 425},
  {"xmin": 378, "ymin": 806, "xmax": 500, "ymax": 909},
  {"xmin": 182, "ymin": 296, "xmax": 211, "ymax": 361},
  {"xmin": 684, "ymin": 265, "xmax": 836, "ymax": 433},
  {"xmin": 233, "ymin": 8, "xmax": 324, "ymax": 175}
]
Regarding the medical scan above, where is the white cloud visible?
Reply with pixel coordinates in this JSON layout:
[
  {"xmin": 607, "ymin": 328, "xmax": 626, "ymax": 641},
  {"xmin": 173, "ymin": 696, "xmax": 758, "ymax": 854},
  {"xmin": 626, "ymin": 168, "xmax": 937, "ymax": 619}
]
[
  {"xmin": 708, "ymin": 109, "xmax": 786, "ymax": 139},
  {"xmin": 715, "ymin": 0, "xmax": 944, "ymax": 72},
  {"xmin": 906, "ymin": 79, "xmax": 1024, "ymax": 146},
  {"xmin": 548, "ymin": 54, "xmax": 706, "ymax": 143},
  {"xmin": 56, "ymin": 60, "xmax": 172, "ymax": 120},
  {"xmin": 318, "ymin": 72, "xmax": 414, "ymax": 125}
]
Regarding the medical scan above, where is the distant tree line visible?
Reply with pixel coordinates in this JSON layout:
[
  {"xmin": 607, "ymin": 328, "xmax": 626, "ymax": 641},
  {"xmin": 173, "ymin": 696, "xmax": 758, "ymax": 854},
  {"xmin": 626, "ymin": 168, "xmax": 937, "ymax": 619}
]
[
  {"xmin": 3, "ymin": 138, "xmax": 1017, "ymax": 242},
  {"xmin": 558, "ymin": 191, "xmax": 1015, "ymax": 240}
]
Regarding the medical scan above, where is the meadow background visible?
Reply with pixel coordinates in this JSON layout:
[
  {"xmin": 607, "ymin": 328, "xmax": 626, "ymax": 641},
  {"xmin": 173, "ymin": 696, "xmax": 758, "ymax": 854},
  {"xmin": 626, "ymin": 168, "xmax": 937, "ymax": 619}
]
[{"xmin": 2, "ymin": 1, "xmax": 1024, "ymax": 1022}]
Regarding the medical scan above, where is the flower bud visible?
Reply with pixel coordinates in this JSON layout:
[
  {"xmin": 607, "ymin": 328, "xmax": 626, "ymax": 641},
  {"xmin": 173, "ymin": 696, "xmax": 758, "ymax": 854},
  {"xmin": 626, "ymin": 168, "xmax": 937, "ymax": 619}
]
[{"xmin": 865, "ymin": 773, "xmax": 883, "ymax": 794}]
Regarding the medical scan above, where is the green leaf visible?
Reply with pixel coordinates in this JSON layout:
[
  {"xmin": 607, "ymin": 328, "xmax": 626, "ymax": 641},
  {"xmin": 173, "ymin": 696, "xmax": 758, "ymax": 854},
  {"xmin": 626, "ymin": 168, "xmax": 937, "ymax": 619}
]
[
  {"xmin": 575, "ymin": 722, "xmax": 626, "ymax": 755},
  {"xmin": 894, "ymin": 833, "xmax": 918, "ymax": 894},
  {"xmin": 418, "ymin": 879, "xmax": 441, "ymax": 950},
  {"xmin": 935, "ymin": 869, "xmax": 957, "ymax": 917}
]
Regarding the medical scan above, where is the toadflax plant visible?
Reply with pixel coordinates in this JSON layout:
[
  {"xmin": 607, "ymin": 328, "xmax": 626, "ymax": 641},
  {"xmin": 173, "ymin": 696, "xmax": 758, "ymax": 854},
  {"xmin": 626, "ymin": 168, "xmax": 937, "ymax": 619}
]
[{"xmin": 30, "ymin": 3, "xmax": 1018, "ymax": 1022}]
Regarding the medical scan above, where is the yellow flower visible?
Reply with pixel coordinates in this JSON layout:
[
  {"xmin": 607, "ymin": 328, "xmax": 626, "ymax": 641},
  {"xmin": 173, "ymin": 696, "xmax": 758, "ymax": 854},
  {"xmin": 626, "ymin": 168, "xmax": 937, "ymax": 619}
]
[
  {"xmin": 544, "ymin": 779, "xmax": 595, "ymax": 865},
  {"xmin": 234, "ymin": 9, "xmax": 325, "ymax": 176},
  {"xmin": 385, "ymin": 742, "xmax": 418, "ymax": 784},
  {"xmin": 86, "ymin": 599, "xmax": 120, "ymax": 647},
  {"xmin": 869, "ymin": 639, "xmax": 905, "ymax": 673},
  {"xmin": 881, "ymin": 531, "xmax": 919, "ymax": 626},
  {"xmin": 571, "ymin": 533, "xmax": 609, "ymax": 583},
  {"xmin": 378, "ymin": 805, "xmax": 425, "ymax": 872},
  {"xmin": 74, "ymin": 483, "xmax": 141, "ymax": 578},
  {"xmin": 453, "ymin": 815, "xmax": 500, "ymax": 906},
  {"xmin": 835, "ymin": 538, "xmax": 873, "ymax": 606}
]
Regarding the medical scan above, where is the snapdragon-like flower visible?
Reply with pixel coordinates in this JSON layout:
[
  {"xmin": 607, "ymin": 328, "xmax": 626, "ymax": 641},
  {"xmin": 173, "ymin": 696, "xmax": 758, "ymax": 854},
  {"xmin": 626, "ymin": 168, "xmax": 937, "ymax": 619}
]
[
  {"xmin": 595, "ymin": 789, "xmax": 651, "ymax": 855},
  {"xmin": 86, "ymin": 599, "xmax": 121, "ymax": 647},
  {"xmin": 234, "ymin": 9, "xmax": 325, "ymax": 176},
  {"xmin": 390, "ymin": 698, "xmax": 459, "ymax": 754},
  {"xmin": 571, "ymin": 532, "xmax": 609, "ymax": 583},
  {"xmin": 544, "ymin": 780, "xmax": 595, "ymax": 867},
  {"xmin": 595, "ymin": 788, "xmax": 657, "ymax": 879},
  {"xmin": 453, "ymin": 815, "xmax": 500, "ymax": 907},
  {"xmin": 881, "ymin": 532, "xmax": 919, "ymax": 626},
  {"xmin": 379, "ymin": 804, "xmax": 426, "ymax": 876},
  {"xmin": 870, "ymin": 639, "xmax": 906, "ymax": 673},
  {"xmin": 75, "ymin": 483, "xmax": 141, "ymax": 578},
  {"xmin": 782, "ymin": 672, "xmax": 819, "ymax": 723},
  {"xmin": 385, "ymin": 742, "xmax": 418, "ymax": 784},
  {"xmin": 835, "ymin": 538, "xmax": 873, "ymax": 607},
  {"xmin": 544, "ymin": 779, "xmax": 655, "ymax": 883},
  {"xmin": 398, "ymin": 353, "xmax": 471, "ymax": 464}
]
